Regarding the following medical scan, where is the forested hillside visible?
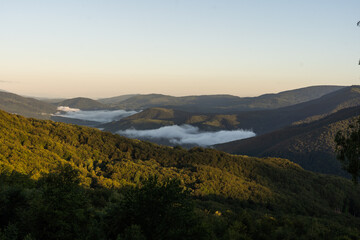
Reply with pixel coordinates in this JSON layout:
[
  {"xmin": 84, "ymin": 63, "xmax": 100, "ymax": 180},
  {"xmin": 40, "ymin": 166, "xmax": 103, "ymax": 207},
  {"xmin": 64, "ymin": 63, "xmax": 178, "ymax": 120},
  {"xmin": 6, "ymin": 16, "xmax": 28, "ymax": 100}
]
[
  {"xmin": 101, "ymin": 107, "xmax": 242, "ymax": 132},
  {"xmin": 232, "ymin": 85, "xmax": 360, "ymax": 134},
  {"xmin": 0, "ymin": 109, "xmax": 360, "ymax": 239},
  {"xmin": 216, "ymin": 106, "xmax": 360, "ymax": 177}
]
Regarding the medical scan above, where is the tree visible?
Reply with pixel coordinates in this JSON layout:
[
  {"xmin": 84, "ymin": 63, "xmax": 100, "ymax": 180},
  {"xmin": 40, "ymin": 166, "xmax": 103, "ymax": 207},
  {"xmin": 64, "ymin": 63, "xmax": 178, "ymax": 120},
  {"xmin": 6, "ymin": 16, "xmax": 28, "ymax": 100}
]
[
  {"xmin": 335, "ymin": 117, "xmax": 360, "ymax": 184},
  {"xmin": 104, "ymin": 176, "xmax": 206, "ymax": 240},
  {"xmin": 28, "ymin": 164, "xmax": 91, "ymax": 240}
]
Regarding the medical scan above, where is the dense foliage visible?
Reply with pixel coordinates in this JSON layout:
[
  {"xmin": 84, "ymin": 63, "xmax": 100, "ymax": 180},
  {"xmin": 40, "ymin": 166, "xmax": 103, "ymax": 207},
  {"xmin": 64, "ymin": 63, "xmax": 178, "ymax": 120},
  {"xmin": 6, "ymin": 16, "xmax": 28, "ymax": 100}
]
[
  {"xmin": 0, "ymin": 110, "xmax": 360, "ymax": 239},
  {"xmin": 335, "ymin": 117, "xmax": 360, "ymax": 184}
]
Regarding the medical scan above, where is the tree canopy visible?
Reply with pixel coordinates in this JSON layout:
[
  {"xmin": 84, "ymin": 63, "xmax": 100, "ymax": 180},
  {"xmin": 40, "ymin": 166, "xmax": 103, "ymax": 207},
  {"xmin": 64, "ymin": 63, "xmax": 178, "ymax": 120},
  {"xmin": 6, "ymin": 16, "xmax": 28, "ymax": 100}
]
[{"xmin": 335, "ymin": 117, "xmax": 360, "ymax": 184}]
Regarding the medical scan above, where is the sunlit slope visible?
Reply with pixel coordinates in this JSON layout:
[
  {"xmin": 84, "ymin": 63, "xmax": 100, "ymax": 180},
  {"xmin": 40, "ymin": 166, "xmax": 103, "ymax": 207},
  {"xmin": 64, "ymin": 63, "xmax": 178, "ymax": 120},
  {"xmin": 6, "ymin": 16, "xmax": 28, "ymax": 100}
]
[
  {"xmin": 0, "ymin": 109, "xmax": 359, "ymax": 220},
  {"xmin": 215, "ymin": 106, "xmax": 360, "ymax": 177},
  {"xmin": 112, "ymin": 86, "xmax": 344, "ymax": 112},
  {"xmin": 0, "ymin": 91, "xmax": 56, "ymax": 119}
]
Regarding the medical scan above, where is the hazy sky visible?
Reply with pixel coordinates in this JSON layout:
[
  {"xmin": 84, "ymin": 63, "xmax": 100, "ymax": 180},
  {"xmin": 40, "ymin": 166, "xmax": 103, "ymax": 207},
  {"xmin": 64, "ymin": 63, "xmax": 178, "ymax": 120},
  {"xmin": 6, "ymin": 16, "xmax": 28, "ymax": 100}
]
[{"xmin": 1, "ymin": 0, "xmax": 359, "ymax": 98}]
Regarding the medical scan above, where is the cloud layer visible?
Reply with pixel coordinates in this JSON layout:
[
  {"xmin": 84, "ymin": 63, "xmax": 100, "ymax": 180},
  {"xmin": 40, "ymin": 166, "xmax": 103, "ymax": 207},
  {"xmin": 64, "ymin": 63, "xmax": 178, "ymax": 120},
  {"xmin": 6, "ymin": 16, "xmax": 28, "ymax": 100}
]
[
  {"xmin": 117, "ymin": 125, "xmax": 255, "ymax": 146},
  {"xmin": 57, "ymin": 106, "xmax": 80, "ymax": 112},
  {"xmin": 56, "ymin": 108, "xmax": 138, "ymax": 123}
]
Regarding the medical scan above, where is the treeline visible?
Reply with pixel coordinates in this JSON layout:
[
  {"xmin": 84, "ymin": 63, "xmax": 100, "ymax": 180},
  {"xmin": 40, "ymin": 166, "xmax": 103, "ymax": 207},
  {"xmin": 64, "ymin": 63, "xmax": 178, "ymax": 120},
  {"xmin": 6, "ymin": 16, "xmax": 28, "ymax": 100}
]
[{"xmin": 0, "ymin": 110, "xmax": 360, "ymax": 239}]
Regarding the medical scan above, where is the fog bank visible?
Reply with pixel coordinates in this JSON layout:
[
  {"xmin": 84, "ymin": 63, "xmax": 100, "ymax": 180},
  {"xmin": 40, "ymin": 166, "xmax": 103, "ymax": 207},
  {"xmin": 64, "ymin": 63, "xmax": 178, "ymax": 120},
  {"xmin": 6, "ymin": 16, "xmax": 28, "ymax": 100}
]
[
  {"xmin": 55, "ymin": 107, "xmax": 138, "ymax": 123},
  {"xmin": 118, "ymin": 125, "xmax": 255, "ymax": 146}
]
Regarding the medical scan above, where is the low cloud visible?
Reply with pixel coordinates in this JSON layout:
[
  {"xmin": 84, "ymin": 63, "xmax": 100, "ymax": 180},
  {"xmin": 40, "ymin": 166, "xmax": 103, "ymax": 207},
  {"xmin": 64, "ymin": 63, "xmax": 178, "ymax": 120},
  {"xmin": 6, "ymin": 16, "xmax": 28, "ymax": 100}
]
[
  {"xmin": 117, "ymin": 125, "xmax": 255, "ymax": 146},
  {"xmin": 57, "ymin": 106, "xmax": 80, "ymax": 112},
  {"xmin": 55, "ymin": 108, "xmax": 138, "ymax": 123}
]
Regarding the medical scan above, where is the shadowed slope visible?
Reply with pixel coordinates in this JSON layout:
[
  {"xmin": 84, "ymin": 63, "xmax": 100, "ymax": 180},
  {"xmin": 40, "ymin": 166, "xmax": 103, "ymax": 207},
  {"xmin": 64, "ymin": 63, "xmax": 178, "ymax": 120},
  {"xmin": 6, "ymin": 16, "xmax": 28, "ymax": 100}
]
[{"xmin": 215, "ymin": 106, "xmax": 360, "ymax": 176}]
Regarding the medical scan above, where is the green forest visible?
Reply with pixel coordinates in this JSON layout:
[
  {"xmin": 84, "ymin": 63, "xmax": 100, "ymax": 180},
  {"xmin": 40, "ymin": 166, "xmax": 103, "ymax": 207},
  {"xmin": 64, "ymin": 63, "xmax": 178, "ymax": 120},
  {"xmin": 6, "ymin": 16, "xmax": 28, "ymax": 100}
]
[{"xmin": 1, "ymin": 110, "xmax": 360, "ymax": 239}]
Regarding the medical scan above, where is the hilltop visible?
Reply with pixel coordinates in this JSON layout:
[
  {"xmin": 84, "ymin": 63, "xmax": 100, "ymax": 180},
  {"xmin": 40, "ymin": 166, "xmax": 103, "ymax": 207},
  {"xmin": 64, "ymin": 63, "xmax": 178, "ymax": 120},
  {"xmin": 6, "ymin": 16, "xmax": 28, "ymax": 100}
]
[{"xmin": 56, "ymin": 97, "xmax": 109, "ymax": 110}]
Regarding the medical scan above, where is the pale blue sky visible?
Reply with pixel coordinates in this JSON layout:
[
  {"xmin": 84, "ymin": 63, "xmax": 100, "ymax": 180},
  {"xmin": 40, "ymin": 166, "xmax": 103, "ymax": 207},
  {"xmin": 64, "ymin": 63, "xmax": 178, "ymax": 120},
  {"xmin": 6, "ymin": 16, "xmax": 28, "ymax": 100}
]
[{"xmin": 0, "ymin": 0, "xmax": 359, "ymax": 98}]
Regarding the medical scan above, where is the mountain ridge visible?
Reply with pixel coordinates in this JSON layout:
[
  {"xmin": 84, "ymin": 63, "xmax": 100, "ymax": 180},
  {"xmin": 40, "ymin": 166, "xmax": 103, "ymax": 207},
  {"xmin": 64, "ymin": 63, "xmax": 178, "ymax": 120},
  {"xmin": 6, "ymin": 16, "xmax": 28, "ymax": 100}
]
[{"xmin": 111, "ymin": 85, "xmax": 344, "ymax": 112}]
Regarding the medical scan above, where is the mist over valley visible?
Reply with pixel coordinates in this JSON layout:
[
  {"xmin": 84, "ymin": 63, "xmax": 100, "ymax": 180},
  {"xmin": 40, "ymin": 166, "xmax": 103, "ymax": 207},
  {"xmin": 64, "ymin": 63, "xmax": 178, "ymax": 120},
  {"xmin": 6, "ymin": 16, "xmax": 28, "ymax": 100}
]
[
  {"xmin": 53, "ymin": 106, "xmax": 256, "ymax": 147},
  {"xmin": 54, "ymin": 106, "xmax": 139, "ymax": 123}
]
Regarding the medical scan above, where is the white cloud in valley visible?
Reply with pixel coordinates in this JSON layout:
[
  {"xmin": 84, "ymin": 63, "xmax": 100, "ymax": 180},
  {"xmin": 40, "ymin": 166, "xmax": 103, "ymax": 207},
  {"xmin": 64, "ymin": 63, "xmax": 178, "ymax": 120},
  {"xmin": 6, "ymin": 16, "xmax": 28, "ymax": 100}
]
[
  {"xmin": 55, "ymin": 107, "xmax": 138, "ymax": 123},
  {"xmin": 57, "ymin": 106, "xmax": 80, "ymax": 112},
  {"xmin": 117, "ymin": 125, "xmax": 255, "ymax": 146}
]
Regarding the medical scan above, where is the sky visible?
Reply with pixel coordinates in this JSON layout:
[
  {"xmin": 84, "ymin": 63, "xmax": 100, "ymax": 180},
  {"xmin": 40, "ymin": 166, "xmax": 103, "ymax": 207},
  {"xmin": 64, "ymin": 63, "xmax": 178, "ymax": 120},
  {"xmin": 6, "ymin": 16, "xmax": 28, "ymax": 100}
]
[{"xmin": 0, "ymin": 0, "xmax": 359, "ymax": 98}]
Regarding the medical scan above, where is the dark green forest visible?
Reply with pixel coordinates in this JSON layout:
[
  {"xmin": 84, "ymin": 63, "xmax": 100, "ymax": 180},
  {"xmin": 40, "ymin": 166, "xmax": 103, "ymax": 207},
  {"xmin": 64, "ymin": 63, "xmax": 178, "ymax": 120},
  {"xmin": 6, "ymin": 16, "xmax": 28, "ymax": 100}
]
[{"xmin": 1, "ymin": 110, "xmax": 360, "ymax": 239}]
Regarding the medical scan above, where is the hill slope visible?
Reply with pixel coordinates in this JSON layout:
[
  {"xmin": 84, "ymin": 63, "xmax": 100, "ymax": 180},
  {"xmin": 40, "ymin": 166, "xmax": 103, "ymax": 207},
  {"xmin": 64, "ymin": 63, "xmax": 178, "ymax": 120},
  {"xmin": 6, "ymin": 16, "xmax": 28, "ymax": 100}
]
[
  {"xmin": 101, "ymin": 107, "xmax": 242, "ymax": 132},
  {"xmin": 233, "ymin": 85, "xmax": 360, "ymax": 134},
  {"xmin": 215, "ymin": 106, "xmax": 360, "ymax": 177},
  {"xmin": 0, "ymin": 109, "xmax": 359, "ymax": 211},
  {"xmin": 0, "ymin": 109, "xmax": 360, "ymax": 238},
  {"xmin": 102, "ymin": 86, "xmax": 360, "ymax": 136},
  {"xmin": 112, "ymin": 85, "xmax": 344, "ymax": 112},
  {"xmin": 0, "ymin": 91, "xmax": 57, "ymax": 119},
  {"xmin": 56, "ymin": 97, "xmax": 109, "ymax": 110}
]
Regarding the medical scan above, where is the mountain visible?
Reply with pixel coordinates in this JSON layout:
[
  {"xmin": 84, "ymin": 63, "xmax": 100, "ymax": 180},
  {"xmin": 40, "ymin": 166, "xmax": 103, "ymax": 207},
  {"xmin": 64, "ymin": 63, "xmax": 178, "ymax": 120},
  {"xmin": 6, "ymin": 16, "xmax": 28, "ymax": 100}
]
[
  {"xmin": 35, "ymin": 97, "xmax": 67, "ymax": 104},
  {"xmin": 101, "ymin": 86, "xmax": 360, "ymax": 137},
  {"xmin": 101, "ymin": 107, "xmax": 242, "ymax": 132},
  {"xmin": 0, "ymin": 91, "xmax": 57, "ymax": 119},
  {"xmin": 56, "ymin": 97, "xmax": 109, "ymax": 110},
  {"xmin": 0, "ymin": 109, "xmax": 360, "ymax": 238},
  {"xmin": 97, "ymin": 94, "xmax": 139, "ymax": 105},
  {"xmin": 232, "ymin": 85, "xmax": 360, "ymax": 134},
  {"xmin": 111, "ymin": 85, "xmax": 344, "ymax": 112},
  {"xmin": 215, "ymin": 106, "xmax": 360, "ymax": 177}
]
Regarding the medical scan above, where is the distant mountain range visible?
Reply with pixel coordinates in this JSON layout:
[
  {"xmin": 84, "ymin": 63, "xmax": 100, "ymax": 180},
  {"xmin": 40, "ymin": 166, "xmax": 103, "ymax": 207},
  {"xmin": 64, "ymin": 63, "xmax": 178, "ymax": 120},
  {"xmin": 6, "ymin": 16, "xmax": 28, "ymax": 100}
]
[
  {"xmin": 109, "ymin": 85, "xmax": 345, "ymax": 112},
  {"xmin": 101, "ymin": 86, "xmax": 360, "ymax": 136},
  {"xmin": 0, "ymin": 85, "xmax": 347, "ymax": 130},
  {"xmin": 97, "ymin": 94, "xmax": 139, "ymax": 105}
]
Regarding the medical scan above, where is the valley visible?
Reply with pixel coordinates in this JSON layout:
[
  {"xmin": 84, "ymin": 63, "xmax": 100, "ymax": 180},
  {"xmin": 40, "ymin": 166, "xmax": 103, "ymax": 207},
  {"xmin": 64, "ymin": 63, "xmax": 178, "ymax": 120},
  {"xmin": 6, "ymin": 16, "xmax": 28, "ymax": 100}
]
[
  {"xmin": 1, "ymin": 85, "xmax": 360, "ymax": 178},
  {"xmin": 1, "ymin": 85, "xmax": 360, "ymax": 239}
]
